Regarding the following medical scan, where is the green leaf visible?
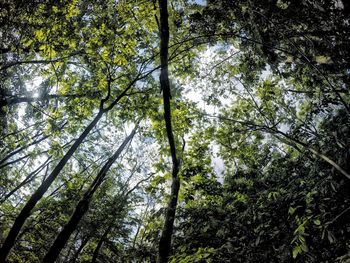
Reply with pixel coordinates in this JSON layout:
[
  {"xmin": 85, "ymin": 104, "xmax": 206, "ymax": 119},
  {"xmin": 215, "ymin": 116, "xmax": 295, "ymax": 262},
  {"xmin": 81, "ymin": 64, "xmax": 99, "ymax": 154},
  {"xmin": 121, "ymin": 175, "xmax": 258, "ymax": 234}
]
[
  {"xmin": 313, "ymin": 219, "xmax": 321, "ymax": 226},
  {"xmin": 292, "ymin": 246, "xmax": 302, "ymax": 259}
]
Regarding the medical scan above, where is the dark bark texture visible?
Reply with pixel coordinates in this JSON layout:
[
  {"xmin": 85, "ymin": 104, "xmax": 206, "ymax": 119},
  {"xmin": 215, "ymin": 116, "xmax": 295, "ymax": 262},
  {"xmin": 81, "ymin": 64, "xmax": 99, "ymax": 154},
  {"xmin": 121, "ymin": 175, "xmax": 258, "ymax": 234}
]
[{"xmin": 157, "ymin": 1, "xmax": 181, "ymax": 262}]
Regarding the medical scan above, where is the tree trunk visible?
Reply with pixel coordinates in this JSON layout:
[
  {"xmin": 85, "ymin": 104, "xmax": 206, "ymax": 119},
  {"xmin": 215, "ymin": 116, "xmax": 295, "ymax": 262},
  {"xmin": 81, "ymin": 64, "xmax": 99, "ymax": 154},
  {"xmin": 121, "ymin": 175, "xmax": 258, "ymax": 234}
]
[
  {"xmin": 157, "ymin": 1, "xmax": 181, "ymax": 262},
  {"xmin": 70, "ymin": 236, "xmax": 91, "ymax": 263},
  {"xmin": 90, "ymin": 224, "xmax": 112, "ymax": 263},
  {"xmin": 42, "ymin": 127, "xmax": 137, "ymax": 263},
  {"xmin": 90, "ymin": 236, "xmax": 104, "ymax": 263},
  {"xmin": 63, "ymin": 231, "xmax": 79, "ymax": 262}
]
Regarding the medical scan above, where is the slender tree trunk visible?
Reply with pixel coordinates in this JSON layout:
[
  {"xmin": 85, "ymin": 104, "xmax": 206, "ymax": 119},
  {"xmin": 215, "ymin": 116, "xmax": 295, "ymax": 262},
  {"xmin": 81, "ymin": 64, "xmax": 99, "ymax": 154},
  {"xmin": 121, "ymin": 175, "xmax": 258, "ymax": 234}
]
[
  {"xmin": 0, "ymin": 120, "xmax": 45, "ymax": 141},
  {"xmin": 271, "ymin": 129, "xmax": 350, "ymax": 180},
  {"xmin": 157, "ymin": 1, "xmax": 181, "ymax": 262},
  {"xmin": 90, "ymin": 224, "xmax": 113, "ymax": 263},
  {"xmin": 64, "ymin": 231, "xmax": 79, "ymax": 262},
  {"xmin": 89, "ymin": 174, "xmax": 152, "ymax": 263},
  {"xmin": 42, "ymin": 199, "xmax": 89, "ymax": 263},
  {"xmin": 42, "ymin": 127, "xmax": 137, "ymax": 263},
  {"xmin": 90, "ymin": 236, "xmax": 105, "ymax": 263},
  {"xmin": 0, "ymin": 156, "xmax": 52, "ymax": 203},
  {"xmin": 70, "ymin": 236, "xmax": 91, "ymax": 263},
  {"xmin": 132, "ymin": 200, "xmax": 150, "ymax": 250},
  {"xmin": 0, "ymin": 149, "xmax": 48, "ymax": 170}
]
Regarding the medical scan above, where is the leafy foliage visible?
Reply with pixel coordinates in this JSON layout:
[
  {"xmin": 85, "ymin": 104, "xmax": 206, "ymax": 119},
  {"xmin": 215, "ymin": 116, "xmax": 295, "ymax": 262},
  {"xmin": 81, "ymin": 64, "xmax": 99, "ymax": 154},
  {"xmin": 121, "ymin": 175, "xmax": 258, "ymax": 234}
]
[{"xmin": 1, "ymin": 0, "xmax": 350, "ymax": 262}]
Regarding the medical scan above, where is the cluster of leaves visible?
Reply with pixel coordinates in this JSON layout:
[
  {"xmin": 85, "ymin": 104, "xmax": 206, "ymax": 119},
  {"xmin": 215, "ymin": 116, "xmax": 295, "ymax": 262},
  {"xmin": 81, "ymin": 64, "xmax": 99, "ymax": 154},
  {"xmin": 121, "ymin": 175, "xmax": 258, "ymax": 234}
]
[
  {"xmin": 166, "ymin": 109, "xmax": 350, "ymax": 263},
  {"xmin": 1, "ymin": 0, "xmax": 350, "ymax": 262}
]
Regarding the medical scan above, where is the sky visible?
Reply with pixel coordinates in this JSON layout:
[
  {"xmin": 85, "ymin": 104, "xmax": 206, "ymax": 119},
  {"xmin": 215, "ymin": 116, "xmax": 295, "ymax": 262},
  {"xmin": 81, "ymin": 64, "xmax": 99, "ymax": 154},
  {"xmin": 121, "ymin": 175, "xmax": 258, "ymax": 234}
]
[
  {"xmin": 15, "ymin": 44, "xmax": 228, "ymax": 184},
  {"xmin": 195, "ymin": 0, "xmax": 206, "ymax": 6}
]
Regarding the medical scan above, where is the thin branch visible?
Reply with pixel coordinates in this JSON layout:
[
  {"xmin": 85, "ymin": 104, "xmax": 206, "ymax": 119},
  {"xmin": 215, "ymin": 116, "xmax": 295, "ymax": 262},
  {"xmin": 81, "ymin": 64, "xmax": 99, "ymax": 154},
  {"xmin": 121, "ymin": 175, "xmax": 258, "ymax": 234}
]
[
  {"xmin": 0, "ymin": 51, "xmax": 83, "ymax": 71},
  {"xmin": 203, "ymin": 112, "xmax": 350, "ymax": 180}
]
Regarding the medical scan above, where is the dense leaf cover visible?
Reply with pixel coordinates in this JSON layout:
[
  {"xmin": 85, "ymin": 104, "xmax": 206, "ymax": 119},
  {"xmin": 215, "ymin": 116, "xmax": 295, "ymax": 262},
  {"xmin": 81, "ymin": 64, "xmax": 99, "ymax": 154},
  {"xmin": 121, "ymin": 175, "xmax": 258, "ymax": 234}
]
[{"xmin": 1, "ymin": 0, "xmax": 350, "ymax": 262}]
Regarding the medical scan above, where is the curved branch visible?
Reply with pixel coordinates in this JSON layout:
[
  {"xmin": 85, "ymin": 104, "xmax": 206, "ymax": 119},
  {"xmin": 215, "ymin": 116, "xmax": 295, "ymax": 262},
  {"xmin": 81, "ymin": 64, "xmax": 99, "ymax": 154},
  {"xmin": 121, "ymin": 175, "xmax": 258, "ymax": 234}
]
[{"xmin": 204, "ymin": 113, "xmax": 350, "ymax": 180}]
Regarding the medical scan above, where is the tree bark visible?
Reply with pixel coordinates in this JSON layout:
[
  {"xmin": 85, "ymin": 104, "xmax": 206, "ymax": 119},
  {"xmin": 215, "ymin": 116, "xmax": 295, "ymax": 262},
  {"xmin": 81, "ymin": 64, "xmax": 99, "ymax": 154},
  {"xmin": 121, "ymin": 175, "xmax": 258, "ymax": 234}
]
[
  {"xmin": 157, "ymin": 1, "xmax": 181, "ymax": 262},
  {"xmin": 70, "ymin": 236, "xmax": 91, "ymax": 263},
  {"xmin": 42, "ymin": 127, "xmax": 137, "ymax": 263},
  {"xmin": 90, "ymin": 224, "xmax": 113, "ymax": 263}
]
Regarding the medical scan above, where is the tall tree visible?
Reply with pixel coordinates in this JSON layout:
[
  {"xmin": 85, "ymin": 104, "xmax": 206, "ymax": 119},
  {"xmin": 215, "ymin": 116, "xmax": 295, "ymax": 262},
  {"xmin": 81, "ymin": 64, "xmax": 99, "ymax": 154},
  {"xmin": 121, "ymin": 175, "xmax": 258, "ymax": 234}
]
[{"xmin": 157, "ymin": 0, "xmax": 181, "ymax": 262}]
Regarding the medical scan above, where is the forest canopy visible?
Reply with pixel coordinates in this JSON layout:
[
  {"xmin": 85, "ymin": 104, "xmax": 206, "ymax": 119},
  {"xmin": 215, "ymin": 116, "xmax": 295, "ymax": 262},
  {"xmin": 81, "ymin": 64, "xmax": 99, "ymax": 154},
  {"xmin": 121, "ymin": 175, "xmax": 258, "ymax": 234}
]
[{"xmin": 1, "ymin": 0, "xmax": 350, "ymax": 262}]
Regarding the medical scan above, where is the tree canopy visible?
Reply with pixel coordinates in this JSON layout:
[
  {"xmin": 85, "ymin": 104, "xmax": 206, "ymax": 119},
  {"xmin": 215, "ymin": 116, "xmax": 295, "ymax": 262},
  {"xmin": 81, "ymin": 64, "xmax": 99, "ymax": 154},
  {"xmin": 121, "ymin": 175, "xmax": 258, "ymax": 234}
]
[{"xmin": 1, "ymin": 0, "xmax": 350, "ymax": 262}]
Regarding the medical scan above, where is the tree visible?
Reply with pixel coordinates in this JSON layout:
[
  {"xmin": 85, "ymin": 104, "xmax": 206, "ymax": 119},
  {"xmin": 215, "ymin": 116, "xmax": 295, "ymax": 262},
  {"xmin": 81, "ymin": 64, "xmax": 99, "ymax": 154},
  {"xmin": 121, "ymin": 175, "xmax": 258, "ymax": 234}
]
[
  {"xmin": 1, "ymin": 0, "xmax": 350, "ymax": 262},
  {"xmin": 157, "ymin": 0, "xmax": 181, "ymax": 262}
]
